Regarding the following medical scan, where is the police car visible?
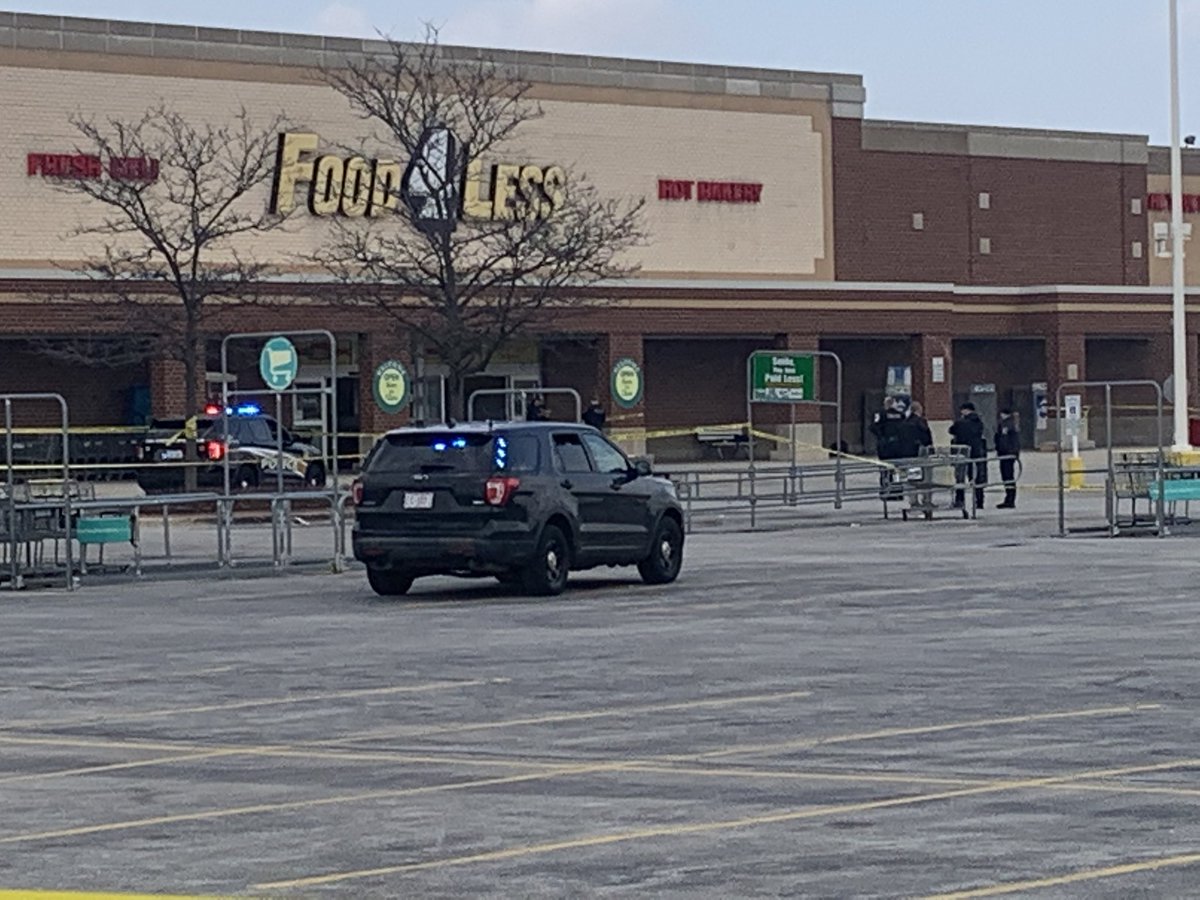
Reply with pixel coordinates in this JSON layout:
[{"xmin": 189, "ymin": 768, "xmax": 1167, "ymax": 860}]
[{"xmin": 136, "ymin": 403, "xmax": 328, "ymax": 493}]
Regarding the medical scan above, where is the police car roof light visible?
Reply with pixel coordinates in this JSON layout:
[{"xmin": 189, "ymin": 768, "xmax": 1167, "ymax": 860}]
[{"xmin": 235, "ymin": 403, "xmax": 261, "ymax": 416}]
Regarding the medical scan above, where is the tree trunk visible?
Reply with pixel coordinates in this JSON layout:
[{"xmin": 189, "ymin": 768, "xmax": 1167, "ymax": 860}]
[
  {"xmin": 182, "ymin": 327, "xmax": 200, "ymax": 493},
  {"xmin": 446, "ymin": 372, "xmax": 465, "ymax": 424}
]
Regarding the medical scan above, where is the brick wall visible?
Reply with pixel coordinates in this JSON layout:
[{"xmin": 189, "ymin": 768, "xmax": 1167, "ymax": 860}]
[{"xmin": 832, "ymin": 119, "xmax": 1148, "ymax": 286}]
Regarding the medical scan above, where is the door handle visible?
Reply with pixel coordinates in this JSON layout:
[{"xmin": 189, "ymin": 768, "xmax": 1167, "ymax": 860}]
[{"xmin": 560, "ymin": 479, "xmax": 573, "ymax": 489}]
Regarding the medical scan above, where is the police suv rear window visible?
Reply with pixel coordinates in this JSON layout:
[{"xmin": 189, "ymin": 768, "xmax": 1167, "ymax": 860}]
[{"xmin": 368, "ymin": 432, "xmax": 540, "ymax": 474}]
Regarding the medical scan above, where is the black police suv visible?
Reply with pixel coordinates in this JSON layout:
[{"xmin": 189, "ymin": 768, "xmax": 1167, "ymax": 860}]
[
  {"xmin": 136, "ymin": 404, "xmax": 328, "ymax": 493},
  {"xmin": 352, "ymin": 422, "xmax": 684, "ymax": 597}
]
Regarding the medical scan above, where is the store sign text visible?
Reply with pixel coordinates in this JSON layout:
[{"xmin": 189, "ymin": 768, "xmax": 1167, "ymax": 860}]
[
  {"xmin": 270, "ymin": 131, "xmax": 565, "ymax": 221},
  {"xmin": 658, "ymin": 178, "xmax": 763, "ymax": 204},
  {"xmin": 1147, "ymin": 192, "xmax": 1200, "ymax": 213},
  {"xmin": 27, "ymin": 152, "xmax": 160, "ymax": 181}
]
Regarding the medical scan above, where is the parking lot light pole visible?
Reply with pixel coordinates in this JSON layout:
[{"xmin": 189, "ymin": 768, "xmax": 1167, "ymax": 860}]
[{"xmin": 1170, "ymin": 0, "xmax": 1191, "ymax": 450}]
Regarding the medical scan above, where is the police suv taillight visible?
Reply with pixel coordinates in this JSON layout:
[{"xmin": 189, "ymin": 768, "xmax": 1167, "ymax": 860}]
[
  {"xmin": 484, "ymin": 476, "xmax": 520, "ymax": 506},
  {"xmin": 351, "ymin": 479, "xmax": 364, "ymax": 505}
]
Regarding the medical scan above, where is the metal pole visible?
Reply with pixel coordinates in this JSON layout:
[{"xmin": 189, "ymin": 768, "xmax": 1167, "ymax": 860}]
[
  {"xmin": 5, "ymin": 399, "xmax": 15, "ymax": 590},
  {"xmin": 162, "ymin": 504, "xmax": 172, "ymax": 562},
  {"xmin": 1106, "ymin": 384, "xmax": 1116, "ymax": 535},
  {"xmin": 1156, "ymin": 382, "xmax": 1167, "ymax": 535},
  {"xmin": 327, "ymin": 332, "xmax": 342, "ymax": 572},
  {"xmin": 834, "ymin": 353, "xmax": 844, "ymax": 510},
  {"xmin": 59, "ymin": 395, "xmax": 73, "ymax": 591},
  {"xmin": 746, "ymin": 354, "xmax": 756, "ymax": 476},
  {"xmin": 1170, "ymin": 0, "xmax": 1190, "ymax": 450},
  {"xmin": 1056, "ymin": 385, "xmax": 1066, "ymax": 536},
  {"xmin": 274, "ymin": 391, "xmax": 284, "ymax": 497}
]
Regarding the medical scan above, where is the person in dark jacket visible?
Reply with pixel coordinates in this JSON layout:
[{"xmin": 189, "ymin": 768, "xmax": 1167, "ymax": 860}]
[
  {"xmin": 910, "ymin": 400, "xmax": 934, "ymax": 452},
  {"xmin": 994, "ymin": 408, "xmax": 1021, "ymax": 508},
  {"xmin": 525, "ymin": 394, "xmax": 546, "ymax": 422},
  {"xmin": 582, "ymin": 397, "xmax": 606, "ymax": 430},
  {"xmin": 870, "ymin": 395, "xmax": 923, "ymax": 461},
  {"xmin": 949, "ymin": 402, "xmax": 987, "ymax": 510}
]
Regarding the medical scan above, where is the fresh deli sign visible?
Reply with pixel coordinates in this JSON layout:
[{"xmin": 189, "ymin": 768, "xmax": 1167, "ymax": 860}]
[
  {"xmin": 270, "ymin": 131, "xmax": 565, "ymax": 223},
  {"xmin": 27, "ymin": 152, "xmax": 159, "ymax": 181},
  {"xmin": 657, "ymin": 178, "xmax": 763, "ymax": 204}
]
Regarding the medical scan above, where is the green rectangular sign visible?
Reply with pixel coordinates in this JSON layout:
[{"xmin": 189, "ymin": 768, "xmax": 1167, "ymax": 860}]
[{"xmin": 750, "ymin": 353, "xmax": 815, "ymax": 403}]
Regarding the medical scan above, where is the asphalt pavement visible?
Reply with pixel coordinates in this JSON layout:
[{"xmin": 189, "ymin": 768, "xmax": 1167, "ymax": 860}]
[{"xmin": 2, "ymin": 493, "xmax": 1200, "ymax": 897}]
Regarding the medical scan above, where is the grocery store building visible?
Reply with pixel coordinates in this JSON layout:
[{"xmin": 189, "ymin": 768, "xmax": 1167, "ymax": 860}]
[{"xmin": 0, "ymin": 11, "xmax": 1196, "ymax": 459}]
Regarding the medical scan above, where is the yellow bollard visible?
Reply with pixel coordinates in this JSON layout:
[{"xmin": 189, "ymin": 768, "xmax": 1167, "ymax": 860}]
[{"xmin": 1066, "ymin": 455, "xmax": 1085, "ymax": 489}]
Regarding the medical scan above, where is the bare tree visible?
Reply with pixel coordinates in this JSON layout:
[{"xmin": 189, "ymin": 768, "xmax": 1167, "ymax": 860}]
[
  {"xmin": 316, "ymin": 29, "xmax": 646, "ymax": 418},
  {"xmin": 46, "ymin": 105, "xmax": 289, "ymax": 417}
]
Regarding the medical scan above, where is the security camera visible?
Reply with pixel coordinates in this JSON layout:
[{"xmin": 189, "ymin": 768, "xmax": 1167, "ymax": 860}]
[{"xmin": 1186, "ymin": 134, "xmax": 1197, "ymax": 146}]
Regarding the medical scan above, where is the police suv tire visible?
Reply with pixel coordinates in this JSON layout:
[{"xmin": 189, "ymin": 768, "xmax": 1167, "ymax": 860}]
[
  {"xmin": 522, "ymin": 524, "xmax": 570, "ymax": 596},
  {"xmin": 638, "ymin": 516, "xmax": 684, "ymax": 585},
  {"xmin": 367, "ymin": 567, "xmax": 413, "ymax": 597},
  {"xmin": 306, "ymin": 462, "xmax": 327, "ymax": 489},
  {"xmin": 236, "ymin": 465, "xmax": 259, "ymax": 490}
]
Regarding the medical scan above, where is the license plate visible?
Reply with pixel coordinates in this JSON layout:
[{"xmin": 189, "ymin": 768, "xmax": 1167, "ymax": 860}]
[
  {"xmin": 403, "ymin": 491, "xmax": 434, "ymax": 510},
  {"xmin": 160, "ymin": 449, "xmax": 183, "ymax": 461}
]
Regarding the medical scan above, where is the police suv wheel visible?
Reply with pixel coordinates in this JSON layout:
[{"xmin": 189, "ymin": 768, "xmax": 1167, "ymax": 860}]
[
  {"xmin": 523, "ymin": 525, "xmax": 570, "ymax": 596},
  {"xmin": 638, "ymin": 516, "xmax": 684, "ymax": 585},
  {"xmin": 367, "ymin": 567, "xmax": 413, "ymax": 597}
]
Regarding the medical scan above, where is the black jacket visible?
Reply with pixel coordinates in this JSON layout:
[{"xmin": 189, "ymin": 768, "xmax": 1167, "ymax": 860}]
[
  {"xmin": 582, "ymin": 406, "xmax": 606, "ymax": 430},
  {"xmin": 994, "ymin": 416, "xmax": 1021, "ymax": 457},
  {"xmin": 871, "ymin": 409, "xmax": 924, "ymax": 460},
  {"xmin": 911, "ymin": 414, "xmax": 933, "ymax": 450},
  {"xmin": 949, "ymin": 413, "xmax": 987, "ymax": 459}
]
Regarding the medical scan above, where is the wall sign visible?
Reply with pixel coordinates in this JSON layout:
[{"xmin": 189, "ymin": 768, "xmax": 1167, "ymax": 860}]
[
  {"xmin": 271, "ymin": 131, "xmax": 565, "ymax": 223},
  {"xmin": 372, "ymin": 360, "xmax": 410, "ymax": 414},
  {"xmin": 27, "ymin": 152, "xmax": 159, "ymax": 182},
  {"xmin": 611, "ymin": 358, "xmax": 644, "ymax": 409},
  {"xmin": 1147, "ymin": 193, "xmax": 1200, "ymax": 213},
  {"xmin": 657, "ymin": 178, "xmax": 763, "ymax": 204}
]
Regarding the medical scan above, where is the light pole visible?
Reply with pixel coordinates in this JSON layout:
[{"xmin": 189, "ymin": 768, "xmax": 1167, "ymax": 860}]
[{"xmin": 1170, "ymin": 0, "xmax": 1190, "ymax": 449}]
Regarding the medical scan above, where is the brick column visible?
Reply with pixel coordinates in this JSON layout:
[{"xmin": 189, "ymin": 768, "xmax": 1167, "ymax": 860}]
[
  {"xmin": 1046, "ymin": 332, "xmax": 1086, "ymax": 398},
  {"xmin": 149, "ymin": 356, "xmax": 205, "ymax": 419},
  {"xmin": 357, "ymin": 332, "xmax": 412, "ymax": 451},
  {"xmin": 600, "ymin": 333, "xmax": 645, "ymax": 456},
  {"xmin": 910, "ymin": 333, "xmax": 953, "ymax": 422}
]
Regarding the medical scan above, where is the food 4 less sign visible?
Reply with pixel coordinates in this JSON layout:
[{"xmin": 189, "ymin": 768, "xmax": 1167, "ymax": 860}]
[{"xmin": 750, "ymin": 353, "xmax": 815, "ymax": 403}]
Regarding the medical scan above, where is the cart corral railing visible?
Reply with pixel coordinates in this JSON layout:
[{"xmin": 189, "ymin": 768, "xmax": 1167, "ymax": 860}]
[
  {"xmin": 0, "ymin": 481, "xmax": 351, "ymax": 591},
  {"xmin": 668, "ymin": 447, "xmax": 1014, "ymax": 532}
]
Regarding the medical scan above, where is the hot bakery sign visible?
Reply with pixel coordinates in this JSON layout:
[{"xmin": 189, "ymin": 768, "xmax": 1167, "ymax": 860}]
[{"xmin": 657, "ymin": 177, "xmax": 763, "ymax": 204}]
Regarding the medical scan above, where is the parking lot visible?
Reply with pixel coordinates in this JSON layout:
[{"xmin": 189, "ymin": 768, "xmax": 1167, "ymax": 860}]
[{"xmin": 3, "ymin": 499, "xmax": 1200, "ymax": 897}]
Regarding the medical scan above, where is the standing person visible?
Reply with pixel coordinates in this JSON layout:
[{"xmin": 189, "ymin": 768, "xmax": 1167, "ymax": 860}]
[
  {"xmin": 994, "ymin": 408, "xmax": 1021, "ymax": 508},
  {"xmin": 582, "ymin": 397, "xmax": 606, "ymax": 430},
  {"xmin": 909, "ymin": 400, "xmax": 934, "ymax": 452},
  {"xmin": 949, "ymin": 402, "xmax": 987, "ymax": 510},
  {"xmin": 525, "ymin": 393, "xmax": 546, "ymax": 422}
]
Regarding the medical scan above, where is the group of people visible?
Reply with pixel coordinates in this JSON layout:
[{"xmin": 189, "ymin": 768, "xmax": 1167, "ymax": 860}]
[
  {"xmin": 525, "ymin": 393, "xmax": 608, "ymax": 430},
  {"xmin": 870, "ymin": 395, "xmax": 1020, "ymax": 510}
]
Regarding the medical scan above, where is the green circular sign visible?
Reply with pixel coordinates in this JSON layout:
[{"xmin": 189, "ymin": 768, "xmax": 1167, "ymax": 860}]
[
  {"xmin": 259, "ymin": 336, "xmax": 299, "ymax": 391},
  {"xmin": 373, "ymin": 360, "xmax": 410, "ymax": 414},
  {"xmin": 611, "ymin": 357, "xmax": 643, "ymax": 409}
]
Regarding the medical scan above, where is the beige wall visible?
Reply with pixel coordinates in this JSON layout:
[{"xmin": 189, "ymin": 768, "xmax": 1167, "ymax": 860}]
[
  {"xmin": 0, "ymin": 59, "xmax": 832, "ymax": 279},
  {"xmin": 1147, "ymin": 173, "xmax": 1200, "ymax": 285}
]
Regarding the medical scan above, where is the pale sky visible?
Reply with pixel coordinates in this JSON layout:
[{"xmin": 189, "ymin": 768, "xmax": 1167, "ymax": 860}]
[{"xmin": 13, "ymin": 1, "xmax": 1200, "ymax": 144}]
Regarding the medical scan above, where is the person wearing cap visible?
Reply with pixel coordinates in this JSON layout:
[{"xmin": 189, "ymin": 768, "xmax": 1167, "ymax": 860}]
[{"xmin": 949, "ymin": 402, "xmax": 987, "ymax": 509}]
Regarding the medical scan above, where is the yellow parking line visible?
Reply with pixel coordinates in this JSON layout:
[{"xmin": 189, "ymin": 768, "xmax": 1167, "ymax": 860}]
[
  {"xmin": 321, "ymin": 688, "xmax": 814, "ymax": 745},
  {"xmin": 0, "ymin": 892, "xmax": 228, "ymax": 899},
  {"xmin": 6, "ymin": 679, "xmax": 494, "ymax": 729},
  {"xmin": 252, "ymin": 756, "xmax": 1200, "ymax": 890},
  {"xmin": 683, "ymin": 703, "xmax": 1162, "ymax": 760},
  {"xmin": 0, "ymin": 763, "xmax": 629, "ymax": 845},
  {"xmin": 922, "ymin": 851, "xmax": 1200, "ymax": 898},
  {"xmin": 0, "ymin": 750, "xmax": 245, "ymax": 785}
]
